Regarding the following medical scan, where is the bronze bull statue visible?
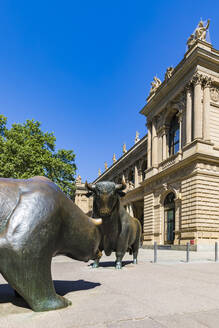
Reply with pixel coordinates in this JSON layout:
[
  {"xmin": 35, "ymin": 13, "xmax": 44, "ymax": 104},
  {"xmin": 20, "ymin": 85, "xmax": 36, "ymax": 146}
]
[
  {"xmin": 0, "ymin": 176, "xmax": 102, "ymax": 312},
  {"xmin": 86, "ymin": 180, "xmax": 142, "ymax": 269}
]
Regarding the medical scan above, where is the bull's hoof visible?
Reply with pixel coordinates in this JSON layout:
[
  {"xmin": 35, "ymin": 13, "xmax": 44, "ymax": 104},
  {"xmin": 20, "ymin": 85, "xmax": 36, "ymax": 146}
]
[
  {"xmin": 115, "ymin": 262, "xmax": 122, "ymax": 269},
  {"xmin": 32, "ymin": 295, "xmax": 72, "ymax": 312},
  {"xmin": 92, "ymin": 261, "xmax": 99, "ymax": 268},
  {"xmin": 133, "ymin": 259, "xmax": 137, "ymax": 264}
]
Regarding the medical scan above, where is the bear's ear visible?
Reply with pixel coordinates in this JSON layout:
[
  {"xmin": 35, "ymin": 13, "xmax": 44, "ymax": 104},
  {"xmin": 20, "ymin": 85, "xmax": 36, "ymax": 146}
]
[
  {"xmin": 117, "ymin": 191, "xmax": 126, "ymax": 197},
  {"xmin": 85, "ymin": 192, "xmax": 93, "ymax": 198}
]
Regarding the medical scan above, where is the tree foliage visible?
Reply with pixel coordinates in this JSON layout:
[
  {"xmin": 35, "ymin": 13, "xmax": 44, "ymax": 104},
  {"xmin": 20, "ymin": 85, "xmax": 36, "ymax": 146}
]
[{"xmin": 0, "ymin": 115, "xmax": 76, "ymax": 198}]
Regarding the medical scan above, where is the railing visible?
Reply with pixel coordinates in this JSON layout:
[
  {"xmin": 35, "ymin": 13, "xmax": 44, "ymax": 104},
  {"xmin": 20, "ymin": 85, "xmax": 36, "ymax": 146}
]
[
  {"xmin": 152, "ymin": 241, "xmax": 219, "ymax": 263},
  {"xmin": 159, "ymin": 152, "xmax": 180, "ymax": 171}
]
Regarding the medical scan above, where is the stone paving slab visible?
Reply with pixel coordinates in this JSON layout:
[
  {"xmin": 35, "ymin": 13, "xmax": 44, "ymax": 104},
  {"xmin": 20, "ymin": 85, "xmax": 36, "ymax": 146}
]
[{"xmin": 0, "ymin": 249, "xmax": 219, "ymax": 327}]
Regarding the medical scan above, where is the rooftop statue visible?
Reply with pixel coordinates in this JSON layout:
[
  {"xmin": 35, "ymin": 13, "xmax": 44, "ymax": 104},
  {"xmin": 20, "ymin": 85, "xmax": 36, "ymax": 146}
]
[
  {"xmin": 112, "ymin": 153, "xmax": 117, "ymax": 163},
  {"xmin": 123, "ymin": 143, "xmax": 127, "ymax": 154},
  {"xmin": 149, "ymin": 76, "xmax": 162, "ymax": 96},
  {"xmin": 76, "ymin": 174, "xmax": 82, "ymax": 185},
  {"xmin": 195, "ymin": 19, "xmax": 210, "ymax": 41},
  {"xmin": 165, "ymin": 67, "xmax": 174, "ymax": 81},
  {"xmin": 98, "ymin": 168, "xmax": 101, "ymax": 176},
  {"xmin": 187, "ymin": 19, "xmax": 210, "ymax": 49},
  {"xmin": 104, "ymin": 162, "xmax": 108, "ymax": 170},
  {"xmin": 135, "ymin": 131, "xmax": 140, "ymax": 143}
]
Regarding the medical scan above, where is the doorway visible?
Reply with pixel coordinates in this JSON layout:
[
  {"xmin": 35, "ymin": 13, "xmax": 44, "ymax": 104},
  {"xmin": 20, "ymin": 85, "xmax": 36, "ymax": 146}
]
[{"xmin": 164, "ymin": 192, "xmax": 175, "ymax": 244}]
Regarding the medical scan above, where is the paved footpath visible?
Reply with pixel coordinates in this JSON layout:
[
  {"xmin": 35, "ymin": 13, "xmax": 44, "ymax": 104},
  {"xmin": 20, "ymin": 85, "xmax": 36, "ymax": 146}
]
[{"xmin": 1, "ymin": 249, "xmax": 219, "ymax": 328}]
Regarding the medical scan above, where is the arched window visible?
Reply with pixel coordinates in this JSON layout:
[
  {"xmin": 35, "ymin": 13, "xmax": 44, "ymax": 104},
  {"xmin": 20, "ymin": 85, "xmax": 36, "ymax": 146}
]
[
  {"xmin": 164, "ymin": 192, "xmax": 175, "ymax": 244},
  {"xmin": 169, "ymin": 114, "xmax": 179, "ymax": 156}
]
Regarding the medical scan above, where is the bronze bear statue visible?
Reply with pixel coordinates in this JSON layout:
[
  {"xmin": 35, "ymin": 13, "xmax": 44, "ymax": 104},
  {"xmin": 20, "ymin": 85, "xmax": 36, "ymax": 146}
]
[{"xmin": 0, "ymin": 176, "xmax": 102, "ymax": 312}]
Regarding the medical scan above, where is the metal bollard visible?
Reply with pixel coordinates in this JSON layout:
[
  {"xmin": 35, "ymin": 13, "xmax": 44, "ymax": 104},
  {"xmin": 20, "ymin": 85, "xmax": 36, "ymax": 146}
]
[
  {"xmin": 215, "ymin": 242, "xmax": 218, "ymax": 262},
  {"xmin": 154, "ymin": 242, "xmax": 157, "ymax": 263},
  {"xmin": 186, "ymin": 242, "xmax": 190, "ymax": 263}
]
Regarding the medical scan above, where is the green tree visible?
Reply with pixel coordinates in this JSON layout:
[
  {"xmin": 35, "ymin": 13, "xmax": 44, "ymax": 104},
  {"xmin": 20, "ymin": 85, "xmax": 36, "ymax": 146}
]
[{"xmin": 0, "ymin": 115, "xmax": 76, "ymax": 198}]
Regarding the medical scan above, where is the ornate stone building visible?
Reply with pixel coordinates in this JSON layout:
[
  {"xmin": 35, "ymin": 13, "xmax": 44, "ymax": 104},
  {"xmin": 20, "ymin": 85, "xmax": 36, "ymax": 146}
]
[{"xmin": 75, "ymin": 21, "xmax": 219, "ymax": 250}]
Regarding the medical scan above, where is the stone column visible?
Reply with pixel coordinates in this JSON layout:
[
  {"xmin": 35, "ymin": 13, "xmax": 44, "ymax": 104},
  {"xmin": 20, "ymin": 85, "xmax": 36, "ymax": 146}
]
[
  {"xmin": 193, "ymin": 73, "xmax": 203, "ymax": 140},
  {"xmin": 152, "ymin": 118, "xmax": 158, "ymax": 167},
  {"xmin": 147, "ymin": 122, "xmax": 152, "ymax": 169},
  {"xmin": 203, "ymin": 77, "xmax": 212, "ymax": 141},
  {"xmin": 162, "ymin": 126, "xmax": 167, "ymax": 161},
  {"xmin": 157, "ymin": 131, "xmax": 162, "ymax": 163},
  {"xmin": 174, "ymin": 198, "xmax": 181, "ymax": 245},
  {"xmin": 177, "ymin": 111, "xmax": 183, "ymax": 151},
  {"xmin": 185, "ymin": 84, "xmax": 192, "ymax": 144},
  {"xmin": 134, "ymin": 164, "xmax": 138, "ymax": 188}
]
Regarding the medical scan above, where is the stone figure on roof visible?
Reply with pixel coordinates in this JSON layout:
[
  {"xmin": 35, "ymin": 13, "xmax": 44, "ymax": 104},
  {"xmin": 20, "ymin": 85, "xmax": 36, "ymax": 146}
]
[
  {"xmin": 187, "ymin": 19, "xmax": 210, "ymax": 49},
  {"xmin": 194, "ymin": 19, "xmax": 210, "ymax": 41},
  {"xmin": 112, "ymin": 153, "xmax": 116, "ymax": 163},
  {"xmin": 149, "ymin": 76, "xmax": 161, "ymax": 96},
  {"xmin": 123, "ymin": 143, "xmax": 127, "ymax": 154},
  {"xmin": 165, "ymin": 67, "xmax": 174, "ymax": 81},
  {"xmin": 104, "ymin": 162, "xmax": 108, "ymax": 170},
  {"xmin": 98, "ymin": 168, "xmax": 101, "ymax": 176},
  {"xmin": 135, "ymin": 131, "xmax": 140, "ymax": 143},
  {"xmin": 76, "ymin": 175, "xmax": 82, "ymax": 185},
  {"xmin": 187, "ymin": 34, "xmax": 196, "ymax": 49}
]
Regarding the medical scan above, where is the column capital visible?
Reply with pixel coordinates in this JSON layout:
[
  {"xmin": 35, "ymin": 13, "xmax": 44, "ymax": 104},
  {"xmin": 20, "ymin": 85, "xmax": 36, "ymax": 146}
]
[
  {"xmin": 192, "ymin": 72, "xmax": 204, "ymax": 86},
  {"xmin": 202, "ymin": 76, "xmax": 212, "ymax": 89},
  {"xmin": 146, "ymin": 121, "xmax": 152, "ymax": 129},
  {"xmin": 159, "ymin": 124, "xmax": 169, "ymax": 136},
  {"xmin": 177, "ymin": 109, "xmax": 183, "ymax": 122},
  {"xmin": 185, "ymin": 82, "xmax": 193, "ymax": 94}
]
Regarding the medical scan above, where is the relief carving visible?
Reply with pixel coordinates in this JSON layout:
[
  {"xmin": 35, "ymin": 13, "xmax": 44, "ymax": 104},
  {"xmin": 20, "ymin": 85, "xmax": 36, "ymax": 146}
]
[{"xmin": 210, "ymin": 88, "xmax": 219, "ymax": 102}]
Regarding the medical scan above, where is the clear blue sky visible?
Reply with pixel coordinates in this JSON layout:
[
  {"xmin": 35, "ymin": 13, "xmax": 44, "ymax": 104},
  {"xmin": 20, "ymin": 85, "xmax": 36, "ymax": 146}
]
[{"xmin": 0, "ymin": 1, "xmax": 218, "ymax": 182}]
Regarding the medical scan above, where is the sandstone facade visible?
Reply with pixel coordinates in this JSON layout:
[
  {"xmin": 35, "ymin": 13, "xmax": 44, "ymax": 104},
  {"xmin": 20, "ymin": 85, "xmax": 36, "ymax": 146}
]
[{"xmin": 76, "ymin": 28, "xmax": 219, "ymax": 250}]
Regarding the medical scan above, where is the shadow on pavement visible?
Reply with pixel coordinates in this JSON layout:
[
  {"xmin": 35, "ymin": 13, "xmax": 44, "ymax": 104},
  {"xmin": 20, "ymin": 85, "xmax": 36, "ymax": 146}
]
[
  {"xmin": 89, "ymin": 260, "xmax": 133, "ymax": 268},
  {"xmin": 53, "ymin": 279, "xmax": 101, "ymax": 295},
  {"xmin": 0, "ymin": 279, "xmax": 101, "ymax": 309}
]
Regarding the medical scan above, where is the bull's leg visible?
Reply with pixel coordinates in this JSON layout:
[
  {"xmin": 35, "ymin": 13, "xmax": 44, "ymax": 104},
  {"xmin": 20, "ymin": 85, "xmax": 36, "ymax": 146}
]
[
  {"xmin": 92, "ymin": 250, "xmax": 102, "ymax": 268},
  {"xmin": 115, "ymin": 250, "xmax": 126, "ymax": 269},
  {"xmin": 133, "ymin": 248, "xmax": 138, "ymax": 264},
  {"xmin": 115, "ymin": 232, "xmax": 130, "ymax": 269},
  {"xmin": 132, "ymin": 229, "xmax": 141, "ymax": 265},
  {"xmin": 115, "ymin": 238, "xmax": 128, "ymax": 269},
  {"xmin": 0, "ymin": 251, "xmax": 71, "ymax": 312}
]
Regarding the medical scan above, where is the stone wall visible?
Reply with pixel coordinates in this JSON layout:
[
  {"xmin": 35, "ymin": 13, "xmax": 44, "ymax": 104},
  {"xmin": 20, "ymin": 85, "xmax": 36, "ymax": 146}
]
[
  {"xmin": 143, "ymin": 193, "xmax": 154, "ymax": 243},
  {"xmin": 181, "ymin": 168, "xmax": 219, "ymax": 247}
]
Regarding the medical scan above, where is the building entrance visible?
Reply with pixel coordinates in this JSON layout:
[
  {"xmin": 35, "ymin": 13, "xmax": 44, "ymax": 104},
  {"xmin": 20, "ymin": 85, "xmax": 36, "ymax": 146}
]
[{"xmin": 164, "ymin": 192, "xmax": 175, "ymax": 244}]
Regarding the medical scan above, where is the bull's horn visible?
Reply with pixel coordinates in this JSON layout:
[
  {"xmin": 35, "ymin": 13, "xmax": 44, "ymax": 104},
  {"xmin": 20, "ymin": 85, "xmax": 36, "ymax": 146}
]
[
  {"xmin": 89, "ymin": 218, "xmax": 102, "ymax": 226},
  {"xmin": 85, "ymin": 180, "xmax": 95, "ymax": 191},
  {"xmin": 115, "ymin": 178, "xmax": 126, "ymax": 191}
]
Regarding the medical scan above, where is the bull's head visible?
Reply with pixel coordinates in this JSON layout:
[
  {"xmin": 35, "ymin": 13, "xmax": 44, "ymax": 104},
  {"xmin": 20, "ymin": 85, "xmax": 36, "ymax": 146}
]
[{"xmin": 85, "ymin": 180, "xmax": 126, "ymax": 217}]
